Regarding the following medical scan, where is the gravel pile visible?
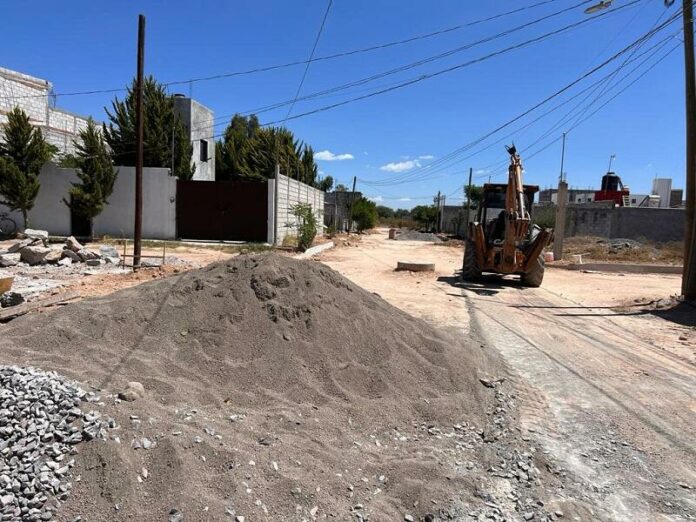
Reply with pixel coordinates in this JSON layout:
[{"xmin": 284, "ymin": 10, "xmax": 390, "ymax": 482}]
[
  {"xmin": 0, "ymin": 366, "xmax": 109, "ymax": 521},
  {"xmin": 394, "ymin": 230, "xmax": 443, "ymax": 242}
]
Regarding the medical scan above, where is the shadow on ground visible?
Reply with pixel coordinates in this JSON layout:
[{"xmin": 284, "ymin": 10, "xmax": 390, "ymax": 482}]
[{"xmin": 651, "ymin": 301, "xmax": 696, "ymax": 327}]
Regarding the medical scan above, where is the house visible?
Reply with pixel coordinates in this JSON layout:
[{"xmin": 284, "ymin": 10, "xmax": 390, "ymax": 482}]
[
  {"xmin": 0, "ymin": 66, "xmax": 91, "ymax": 155},
  {"xmin": 325, "ymin": 190, "xmax": 361, "ymax": 232},
  {"xmin": 172, "ymin": 95, "xmax": 216, "ymax": 181}
]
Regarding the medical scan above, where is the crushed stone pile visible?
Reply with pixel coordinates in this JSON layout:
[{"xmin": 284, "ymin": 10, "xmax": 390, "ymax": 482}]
[
  {"xmin": 0, "ymin": 366, "xmax": 111, "ymax": 521},
  {"xmin": 394, "ymin": 230, "xmax": 443, "ymax": 242},
  {"xmin": 0, "ymin": 232, "xmax": 120, "ymax": 269},
  {"xmin": 0, "ymin": 254, "xmax": 506, "ymax": 521}
]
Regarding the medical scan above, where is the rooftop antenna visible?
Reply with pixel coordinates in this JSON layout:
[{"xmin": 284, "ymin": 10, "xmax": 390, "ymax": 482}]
[{"xmin": 607, "ymin": 154, "xmax": 616, "ymax": 172}]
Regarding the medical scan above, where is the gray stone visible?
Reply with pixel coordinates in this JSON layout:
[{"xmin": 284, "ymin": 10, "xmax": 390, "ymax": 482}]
[
  {"xmin": 117, "ymin": 382, "xmax": 145, "ymax": 402},
  {"xmin": 169, "ymin": 508, "xmax": 184, "ymax": 522},
  {"xmin": 76, "ymin": 249, "xmax": 99, "ymax": 262},
  {"xmin": 61, "ymin": 249, "xmax": 80, "ymax": 263},
  {"xmin": 21, "ymin": 229, "xmax": 48, "ymax": 242},
  {"xmin": 99, "ymin": 246, "xmax": 121, "ymax": 264},
  {"xmin": 65, "ymin": 237, "xmax": 83, "ymax": 253},
  {"xmin": 44, "ymin": 249, "xmax": 62, "ymax": 264},
  {"xmin": 57, "ymin": 257, "xmax": 72, "ymax": 267},
  {"xmin": 0, "ymin": 254, "xmax": 20, "ymax": 268},
  {"xmin": 8, "ymin": 239, "xmax": 32, "ymax": 254},
  {"xmin": 85, "ymin": 259, "xmax": 101, "ymax": 267},
  {"xmin": 19, "ymin": 246, "xmax": 51, "ymax": 266}
]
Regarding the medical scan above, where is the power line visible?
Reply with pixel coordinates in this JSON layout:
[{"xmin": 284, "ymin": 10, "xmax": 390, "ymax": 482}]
[
  {"xmin": 0, "ymin": 0, "xmax": 563, "ymax": 101},
  {"xmin": 282, "ymin": 0, "xmax": 332, "ymax": 124}
]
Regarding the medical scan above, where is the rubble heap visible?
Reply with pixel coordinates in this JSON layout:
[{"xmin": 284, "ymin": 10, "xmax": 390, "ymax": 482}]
[
  {"xmin": 0, "ymin": 366, "xmax": 111, "ymax": 521},
  {"xmin": 0, "ymin": 230, "xmax": 120, "ymax": 268}
]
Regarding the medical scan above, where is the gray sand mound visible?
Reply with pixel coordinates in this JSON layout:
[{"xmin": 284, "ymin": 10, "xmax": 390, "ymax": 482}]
[
  {"xmin": 395, "ymin": 230, "xmax": 443, "ymax": 242},
  {"xmin": 0, "ymin": 254, "xmax": 503, "ymax": 521}
]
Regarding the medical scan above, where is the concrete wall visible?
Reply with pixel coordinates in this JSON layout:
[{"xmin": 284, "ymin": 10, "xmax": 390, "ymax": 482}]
[
  {"xmin": 324, "ymin": 191, "xmax": 362, "ymax": 232},
  {"xmin": 566, "ymin": 203, "xmax": 685, "ymax": 242},
  {"xmin": 2, "ymin": 164, "xmax": 176, "ymax": 239},
  {"xmin": 442, "ymin": 205, "xmax": 475, "ymax": 236},
  {"xmin": 272, "ymin": 174, "xmax": 324, "ymax": 245},
  {"xmin": 172, "ymin": 96, "xmax": 215, "ymax": 181},
  {"xmin": 1, "ymin": 67, "xmax": 91, "ymax": 156},
  {"xmin": 93, "ymin": 167, "xmax": 176, "ymax": 239}
]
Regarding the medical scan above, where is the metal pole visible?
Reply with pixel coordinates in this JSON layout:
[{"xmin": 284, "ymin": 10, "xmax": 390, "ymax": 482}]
[
  {"xmin": 682, "ymin": 0, "xmax": 696, "ymax": 299},
  {"xmin": 465, "ymin": 167, "xmax": 473, "ymax": 238},
  {"xmin": 133, "ymin": 14, "xmax": 145, "ymax": 270}
]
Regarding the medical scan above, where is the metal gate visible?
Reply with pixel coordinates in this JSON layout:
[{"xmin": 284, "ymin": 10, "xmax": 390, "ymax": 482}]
[{"xmin": 176, "ymin": 180, "xmax": 268, "ymax": 241}]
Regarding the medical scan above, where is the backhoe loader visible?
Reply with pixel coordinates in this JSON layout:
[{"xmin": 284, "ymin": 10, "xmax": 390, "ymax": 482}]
[{"xmin": 462, "ymin": 145, "xmax": 553, "ymax": 287}]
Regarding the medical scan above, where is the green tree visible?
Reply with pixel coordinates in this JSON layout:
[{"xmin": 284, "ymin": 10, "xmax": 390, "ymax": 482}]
[
  {"xmin": 299, "ymin": 145, "xmax": 318, "ymax": 186},
  {"xmin": 291, "ymin": 202, "xmax": 317, "ymax": 251},
  {"xmin": 411, "ymin": 204, "xmax": 438, "ymax": 230},
  {"xmin": 394, "ymin": 208, "xmax": 411, "ymax": 218},
  {"xmin": 376, "ymin": 205, "xmax": 394, "ymax": 219},
  {"xmin": 215, "ymin": 114, "xmax": 259, "ymax": 181},
  {"xmin": 63, "ymin": 119, "xmax": 117, "ymax": 231},
  {"xmin": 335, "ymin": 183, "xmax": 348, "ymax": 192},
  {"xmin": 465, "ymin": 185, "xmax": 484, "ymax": 209},
  {"xmin": 351, "ymin": 197, "xmax": 378, "ymax": 232},
  {"xmin": 0, "ymin": 107, "xmax": 56, "ymax": 227},
  {"xmin": 103, "ymin": 76, "xmax": 194, "ymax": 179},
  {"xmin": 317, "ymin": 175, "xmax": 334, "ymax": 192}
]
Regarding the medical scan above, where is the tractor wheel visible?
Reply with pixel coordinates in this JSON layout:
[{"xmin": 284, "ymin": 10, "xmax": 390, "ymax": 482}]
[
  {"xmin": 521, "ymin": 254, "xmax": 545, "ymax": 287},
  {"xmin": 461, "ymin": 239, "xmax": 482, "ymax": 282}
]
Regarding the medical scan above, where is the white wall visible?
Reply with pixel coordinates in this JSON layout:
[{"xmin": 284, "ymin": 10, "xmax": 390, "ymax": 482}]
[
  {"xmin": 27, "ymin": 164, "xmax": 78, "ymax": 234},
  {"xmin": 272, "ymin": 173, "xmax": 324, "ymax": 245},
  {"xmin": 93, "ymin": 167, "xmax": 176, "ymax": 239}
]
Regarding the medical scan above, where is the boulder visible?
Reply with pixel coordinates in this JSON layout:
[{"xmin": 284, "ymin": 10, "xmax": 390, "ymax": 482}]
[
  {"xmin": 99, "ymin": 245, "xmax": 121, "ymax": 264},
  {"xmin": 118, "ymin": 381, "xmax": 145, "ymax": 402},
  {"xmin": 44, "ymin": 249, "xmax": 63, "ymax": 264},
  {"xmin": 57, "ymin": 257, "xmax": 73, "ymax": 267},
  {"xmin": 7, "ymin": 239, "xmax": 32, "ymax": 254},
  {"xmin": 19, "ymin": 245, "xmax": 51, "ymax": 265},
  {"xmin": 85, "ymin": 259, "xmax": 101, "ymax": 267},
  {"xmin": 77, "ymin": 248, "xmax": 100, "ymax": 262},
  {"xmin": 61, "ymin": 249, "xmax": 81, "ymax": 262},
  {"xmin": 20, "ymin": 229, "xmax": 49, "ymax": 242},
  {"xmin": 65, "ymin": 236, "xmax": 84, "ymax": 253},
  {"xmin": 0, "ymin": 254, "xmax": 20, "ymax": 268}
]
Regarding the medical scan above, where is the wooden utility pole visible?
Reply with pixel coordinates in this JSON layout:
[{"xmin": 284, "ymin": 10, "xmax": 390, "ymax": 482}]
[
  {"xmin": 682, "ymin": 0, "xmax": 696, "ymax": 299},
  {"xmin": 465, "ymin": 167, "xmax": 473, "ymax": 238},
  {"xmin": 133, "ymin": 14, "xmax": 145, "ymax": 270}
]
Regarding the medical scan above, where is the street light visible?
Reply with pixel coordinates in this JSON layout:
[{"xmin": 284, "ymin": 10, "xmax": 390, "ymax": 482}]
[{"xmin": 584, "ymin": 0, "xmax": 613, "ymax": 15}]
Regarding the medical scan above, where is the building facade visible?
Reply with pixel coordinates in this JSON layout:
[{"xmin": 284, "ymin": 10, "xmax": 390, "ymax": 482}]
[
  {"xmin": 172, "ymin": 95, "xmax": 215, "ymax": 181},
  {"xmin": 0, "ymin": 67, "xmax": 91, "ymax": 155}
]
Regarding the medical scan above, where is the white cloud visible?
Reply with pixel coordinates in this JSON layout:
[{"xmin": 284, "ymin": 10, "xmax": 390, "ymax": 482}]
[
  {"xmin": 398, "ymin": 197, "xmax": 411, "ymax": 202},
  {"xmin": 315, "ymin": 150, "xmax": 354, "ymax": 161},
  {"xmin": 379, "ymin": 159, "xmax": 421, "ymax": 173},
  {"xmin": 418, "ymin": 155, "xmax": 435, "ymax": 160},
  {"xmin": 475, "ymin": 169, "xmax": 489, "ymax": 175},
  {"xmin": 368, "ymin": 195, "xmax": 384, "ymax": 203}
]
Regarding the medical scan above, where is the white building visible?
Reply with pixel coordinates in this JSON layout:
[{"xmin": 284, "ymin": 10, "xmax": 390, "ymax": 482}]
[
  {"xmin": 0, "ymin": 66, "xmax": 91, "ymax": 156},
  {"xmin": 651, "ymin": 178, "xmax": 672, "ymax": 209}
]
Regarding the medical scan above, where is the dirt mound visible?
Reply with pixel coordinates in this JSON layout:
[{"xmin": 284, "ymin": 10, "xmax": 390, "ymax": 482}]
[{"xmin": 0, "ymin": 254, "xmax": 501, "ymax": 521}]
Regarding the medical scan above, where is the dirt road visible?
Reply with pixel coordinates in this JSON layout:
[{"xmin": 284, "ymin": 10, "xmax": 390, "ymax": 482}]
[{"xmin": 319, "ymin": 230, "xmax": 696, "ymax": 521}]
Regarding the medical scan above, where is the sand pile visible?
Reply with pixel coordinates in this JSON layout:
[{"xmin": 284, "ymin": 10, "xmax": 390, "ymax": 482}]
[{"xmin": 0, "ymin": 254, "xmax": 503, "ymax": 521}]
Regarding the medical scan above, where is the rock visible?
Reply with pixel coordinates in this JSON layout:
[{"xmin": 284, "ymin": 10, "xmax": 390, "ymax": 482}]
[
  {"xmin": 65, "ymin": 236, "xmax": 84, "ymax": 253},
  {"xmin": 21, "ymin": 229, "xmax": 49, "ymax": 242},
  {"xmin": 8, "ymin": 239, "xmax": 32, "ymax": 253},
  {"xmin": 0, "ymin": 292, "xmax": 25, "ymax": 308},
  {"xmin": 141, "ymin": 259, "xmax": 162, "ymax": 268},
  {"xmin": 169, "ymin": 508, "xmax": 184, "ymax": 522},
  {"xmin": 77, "ymin": 249, "xmax": 100, "ymax": 262},
  {"xmin": 44, "ymin": 249, "xmax": 63, "ymax": 264},
  {"xmin": 99, "ymin": 246, "xmax": 121, "ymax": 264},
  {"xmin": 235, "ymin": 517, "xmax": 245, "ymax": 522},
  {"xmin": 404, "ymin": 515, "xmax": 415, "ymax": 522},
  {"xmin": 62, "ymin": 249, "xmax": 81, "ymax": 263},
  {"xmin": 117, "ymin": 382, "xmax": 145, "ymax": 402},
  {"xmin": 479, "ymin": 378, "xmax": 496, "ymax": 388},
  {"xmin": 19, "ymin": 245, "xmax": 51, "ymax": 265},
  {"xmin": 0, "ymin": 253, "xmax": 20, "ymax": 267},
  {"xmin": 85, "ymin": 259, "xmax": 101, "ymax": 267},
  {"xmin": 57, "ymin": 257, "xmax": 72, "ymax": 267}
]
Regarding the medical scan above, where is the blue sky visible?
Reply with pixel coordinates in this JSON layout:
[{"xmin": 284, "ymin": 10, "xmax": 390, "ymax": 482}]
[{"xmin": 1, "ymin": 0, "xmax": 686, "ymax": 208}]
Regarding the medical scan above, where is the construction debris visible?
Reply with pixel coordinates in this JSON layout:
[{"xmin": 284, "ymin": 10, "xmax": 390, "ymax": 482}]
[
  {"xmin": 393, "ymin": 230, "xmax": 443, "ymax": 242},
  {"xmin": 0, "ymin": 233, "xmax": 120, "ymax": 268}
]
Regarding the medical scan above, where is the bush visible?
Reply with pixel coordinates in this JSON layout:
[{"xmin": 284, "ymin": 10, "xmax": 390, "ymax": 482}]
[
  {"xmin": 291, "ymin": 203, "xmax": 317, "ymax": 251},
  {"xmin": 351, "ymin": 197, "xmax": 378, "ymax": 232},
  {"xmin": 533, "ymin": 204, "xmax": 556, "ymax": 229}
]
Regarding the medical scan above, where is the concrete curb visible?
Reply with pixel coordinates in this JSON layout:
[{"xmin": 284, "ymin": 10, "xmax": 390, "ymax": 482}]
[
  {"xmin": 294, "ymin": 241, "xmax": 335, "ymax": 260},
  {"xmin": 552, "ymin": 263, "xmax": 682, "ymax": 275}
]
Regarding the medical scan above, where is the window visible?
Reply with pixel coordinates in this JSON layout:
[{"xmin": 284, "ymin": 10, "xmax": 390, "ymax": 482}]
[{"xmin": 200, "ymin": 139, "xmax": 209, "ymax": 162}]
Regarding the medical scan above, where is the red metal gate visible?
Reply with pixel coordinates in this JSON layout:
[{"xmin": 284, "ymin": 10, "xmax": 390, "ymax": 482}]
[{"xmin": 176, "ymin": 180, "xmax": 268, "ymax": 241}]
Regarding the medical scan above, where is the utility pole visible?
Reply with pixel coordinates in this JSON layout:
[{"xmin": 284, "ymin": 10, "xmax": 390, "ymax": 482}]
[
  {"xmin": 436, "ymin": 191, "xmax": 441, "ymax": 233},
  {"xmin": 133, "ymin": 14, "xmax": 145, "ymax": 270},
  {"xmin": 682, "ymin": 0, "xmax": 696, "ymax": 299},
  {"xmin": 348, "ymin": 176, "xmax": 357, "ymax": 233},
  {"xmin": 465, "ymin": 167, "xmax": 473, "ymax": 238},
  {"xmin": 171, "ymin": 125, "xmax": 175, "ymax": 176},
  {"xmin": 553, "ymin": 135, "xmax": 568, "ymax": 262}
]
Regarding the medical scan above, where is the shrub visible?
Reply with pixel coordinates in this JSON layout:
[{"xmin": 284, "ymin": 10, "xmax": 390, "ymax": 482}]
[
  {"xmin": 351, "ymin": 197, "xmax": 378, "ymax": 232},
  {"xmin": 291, "ymin": 203, "xmax": 317, "ymax": 251}
]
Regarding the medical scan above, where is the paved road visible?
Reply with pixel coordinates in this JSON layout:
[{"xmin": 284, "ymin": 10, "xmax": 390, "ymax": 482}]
[{"xmin": 320, "ymin": 231, "xmax": 695, "ymax": 521}]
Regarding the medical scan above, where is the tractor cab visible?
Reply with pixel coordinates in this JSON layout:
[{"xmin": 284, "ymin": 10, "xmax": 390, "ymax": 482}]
[{"xmin": 478, "ymin": 183, "xmax": 540, "ymax": 244}]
